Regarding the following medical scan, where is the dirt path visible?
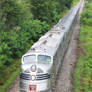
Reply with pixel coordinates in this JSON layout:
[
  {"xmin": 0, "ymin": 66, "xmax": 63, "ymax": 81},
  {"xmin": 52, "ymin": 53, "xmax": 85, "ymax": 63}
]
[
  {"xmin": 53, "ymin": 1, "xmax": 84, "ymax": 92},
  {"xmin": 6, "ymin": 1, "xmax": 84, "ymax": 92},
  {"xmin": 6, "ymin": 76, "xmax": 19, "ymax": 92}
]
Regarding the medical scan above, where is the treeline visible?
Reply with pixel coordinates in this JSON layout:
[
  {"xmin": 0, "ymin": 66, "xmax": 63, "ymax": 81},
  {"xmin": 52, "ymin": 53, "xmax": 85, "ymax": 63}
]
[
  {"xmin": 73, "ymin": 1, "xmax": 92, "ymax": 92},
  {"xmin": 0, "ymin": 0, "xmax": 76, "ymax": 91}
]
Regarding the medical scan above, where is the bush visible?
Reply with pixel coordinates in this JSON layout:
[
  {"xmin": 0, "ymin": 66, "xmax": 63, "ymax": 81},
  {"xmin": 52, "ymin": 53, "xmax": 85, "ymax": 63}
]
[
  {"xmin": 29, "ymin": 0, "xmax": 61, "ymax": 24},
  {"xmin": 0, "ymin": 19, "xmax": 50, "ymax": 87},
  {"xmin": 0, "ymin": 0, "xmax": 33, "ymax": 29},
  {"xmin": 73, "ymin": 1, "xmax": 92, "ymax": 92}
]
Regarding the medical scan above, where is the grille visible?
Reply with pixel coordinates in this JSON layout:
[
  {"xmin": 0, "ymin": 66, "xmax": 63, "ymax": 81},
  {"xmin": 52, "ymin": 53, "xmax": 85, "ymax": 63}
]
[
  {"xmin": 20, "ymin": 73, "xmax": 50, "ymax": 80},
  {"xmin": 36, "ymin": 73, "xmax": 50, "ymax": 80},
  {"xmin": 20, "ymin": 73, "xmax": 31, "ymax": 80},
  {"xmin": 20, "ymin": 90, "xmax": 26, "ymax": 92}
]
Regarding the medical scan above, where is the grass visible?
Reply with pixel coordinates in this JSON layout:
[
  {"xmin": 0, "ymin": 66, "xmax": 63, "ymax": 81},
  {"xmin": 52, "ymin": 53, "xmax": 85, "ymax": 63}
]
[
  {"xmin": 0, "ymin": 69, "xmax": 20, "ymax": 92},
  {"xmin": 73, "ymin": 1, "xmax": 92, "ymax": 92},
  {"xmin": 0, "ymin": 60, "xmax": 20, "ymax": 92}
]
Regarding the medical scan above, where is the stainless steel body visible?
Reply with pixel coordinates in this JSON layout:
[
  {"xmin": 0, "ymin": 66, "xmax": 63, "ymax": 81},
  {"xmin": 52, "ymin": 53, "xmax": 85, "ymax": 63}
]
[{"xmin": 20, "ymin": 1, "xmax": 82, "ymax": 92}]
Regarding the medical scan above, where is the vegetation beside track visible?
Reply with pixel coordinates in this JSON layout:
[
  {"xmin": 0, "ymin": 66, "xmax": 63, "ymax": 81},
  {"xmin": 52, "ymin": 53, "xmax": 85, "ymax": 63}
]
[
  {"xmin": 73, "ymin": 1, "xmax": 92, "ymax": 92},
  {"xmin": 0, "ymin": 0, "xmax": 79, "ymax": 91}
]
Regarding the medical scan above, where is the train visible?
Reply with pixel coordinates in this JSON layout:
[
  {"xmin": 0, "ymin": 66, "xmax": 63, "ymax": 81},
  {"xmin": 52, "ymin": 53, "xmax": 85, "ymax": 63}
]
[{"xmin": 20, "ymin": 1, "xmax": 82, "ymax": 92}]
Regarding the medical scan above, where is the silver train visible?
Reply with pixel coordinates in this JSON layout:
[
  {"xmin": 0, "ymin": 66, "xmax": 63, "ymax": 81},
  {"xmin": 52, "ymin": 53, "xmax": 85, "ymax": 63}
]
[{"xmin": 20, "ymin": 1, "xmax": 82, "ymax": 92}]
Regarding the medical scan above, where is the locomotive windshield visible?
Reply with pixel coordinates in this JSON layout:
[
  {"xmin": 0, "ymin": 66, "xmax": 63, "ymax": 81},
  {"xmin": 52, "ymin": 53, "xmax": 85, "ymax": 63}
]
[
  {"xmin": 23, "ymin": 55, "xmax": 36, "ymax": 63},
  {"xmin": 38, "ymin": 55, "xmax": 51, "ymax": 62}
]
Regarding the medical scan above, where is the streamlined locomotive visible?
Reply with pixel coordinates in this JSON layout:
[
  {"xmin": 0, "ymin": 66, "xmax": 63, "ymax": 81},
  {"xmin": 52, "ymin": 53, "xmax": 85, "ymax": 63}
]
[{"xmin": 20, "ymin": 1, "xmax": 82, "ymax": 92}]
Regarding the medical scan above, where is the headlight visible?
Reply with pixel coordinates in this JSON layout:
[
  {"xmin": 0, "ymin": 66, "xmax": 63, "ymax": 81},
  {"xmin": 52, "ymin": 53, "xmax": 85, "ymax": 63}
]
[
  {"xmin": 31, "ymin": 65, "xmax": 36, "ymax": 72},
  {"xmin": 31, "ymin": 75, "xmax": 36, "ymax": 81}
]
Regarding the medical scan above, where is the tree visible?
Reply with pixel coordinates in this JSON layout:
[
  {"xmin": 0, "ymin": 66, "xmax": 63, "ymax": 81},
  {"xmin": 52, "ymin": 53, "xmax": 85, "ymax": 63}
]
[
  {"xmin": 0, "ymin": 0, "xmax": 32, "ymax": 29},
  {"xmin": 28, "ymin": 0, "xmax": 60, "ymax": 24}
]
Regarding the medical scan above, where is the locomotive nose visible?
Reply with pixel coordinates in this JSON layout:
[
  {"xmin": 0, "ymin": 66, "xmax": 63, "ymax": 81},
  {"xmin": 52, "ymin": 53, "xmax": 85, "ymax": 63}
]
[
  {"xmin": 20, "ymin": 63, "xmax": 52, "ymax": 92},
  {"xmin": 21, "ymin": 63, "xmax": 36, "ymax": 73},
  {"xmin": 21, "ymin": 63, "xmax": 52, "ymax": 74}
]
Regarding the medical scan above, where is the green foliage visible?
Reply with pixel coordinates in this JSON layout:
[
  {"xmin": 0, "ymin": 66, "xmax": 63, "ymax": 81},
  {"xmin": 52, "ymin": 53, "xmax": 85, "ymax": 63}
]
[
  {"xmin": 57, "ymin": 0, "xmax": 73, "ymax": 9},
  {"xmin": 0, "ymin": 0, "xmax": 33, "ymax": 29},
  {"xmin": 0, "ymin": 19, "xmax": 50, "ymax": 89},
  {"xmin": 0, "ymin": 0, "xmax": 77, "ymax": 91},
  {"xmin": 0, "ymin": 69, "xmax": 20, "ymax": 92},
  {"xmin": 80, "ymin": 2, "xmax": 92, "ymax": 26},
  {"xmin": 73, "ymin": 1, "xmax": 92, "ymax": 92},
  {"xmin": 72, "ymin": 0, "xmax": 80, "ymax": 6},
  {"xmin": 83, "ymin": 10, "xmax": 92, "ymax": 18},
  {"xmin": 29, "ymin": 0, "xmax": 61, "ymax": 24},
  {"xmin": 85, "ymin": 3, "xmax": 92, "ymax": 9},
  {"xmin": 20, "ymin": 19, "xmax": 50, "ymax": 42}
]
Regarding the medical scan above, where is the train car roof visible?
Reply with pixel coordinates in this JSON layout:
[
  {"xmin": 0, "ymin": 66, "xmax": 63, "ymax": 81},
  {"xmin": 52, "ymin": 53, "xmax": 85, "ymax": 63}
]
[
  {"xmin": 25, "ymin": 30, "xmax": 65, "ymax": 57},
  {"xmin": 23, "ymin": 3, "xmax": 80, "ymax": 58}
]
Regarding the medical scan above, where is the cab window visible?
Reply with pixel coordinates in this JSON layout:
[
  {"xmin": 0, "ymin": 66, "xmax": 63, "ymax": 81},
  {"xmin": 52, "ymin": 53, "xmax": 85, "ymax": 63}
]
[
  {"xmin": 38, "ymin": 55, "xmax": 51, "ymax": 62},
  {"xmin": 23, "ymin": 55, "xmax": 36, "ymax": 63}
]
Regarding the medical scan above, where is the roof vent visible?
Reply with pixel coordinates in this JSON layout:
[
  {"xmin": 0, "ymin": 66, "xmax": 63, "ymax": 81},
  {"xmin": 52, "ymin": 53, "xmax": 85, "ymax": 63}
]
[
  {"xmin": 62, "ymin": 26, "xmax": 65, "ymax": 30},
  {"xmin": 42, "ymin": 40, "xmax": 47, "ymax": 44},
  {"xmin": 31, "ymin": 48, "xmax": 35, "ymax": 51},
  {"xmin": 49, "ymin": 34, "xmax": 52, "ymax": 37},
  {"xmin": 44, "ymin": 48, "xmax": 46, "ymax": 52},
  {"xmin": 50, "ymin": 31, "xmax": 60, "ymax": 34}
]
